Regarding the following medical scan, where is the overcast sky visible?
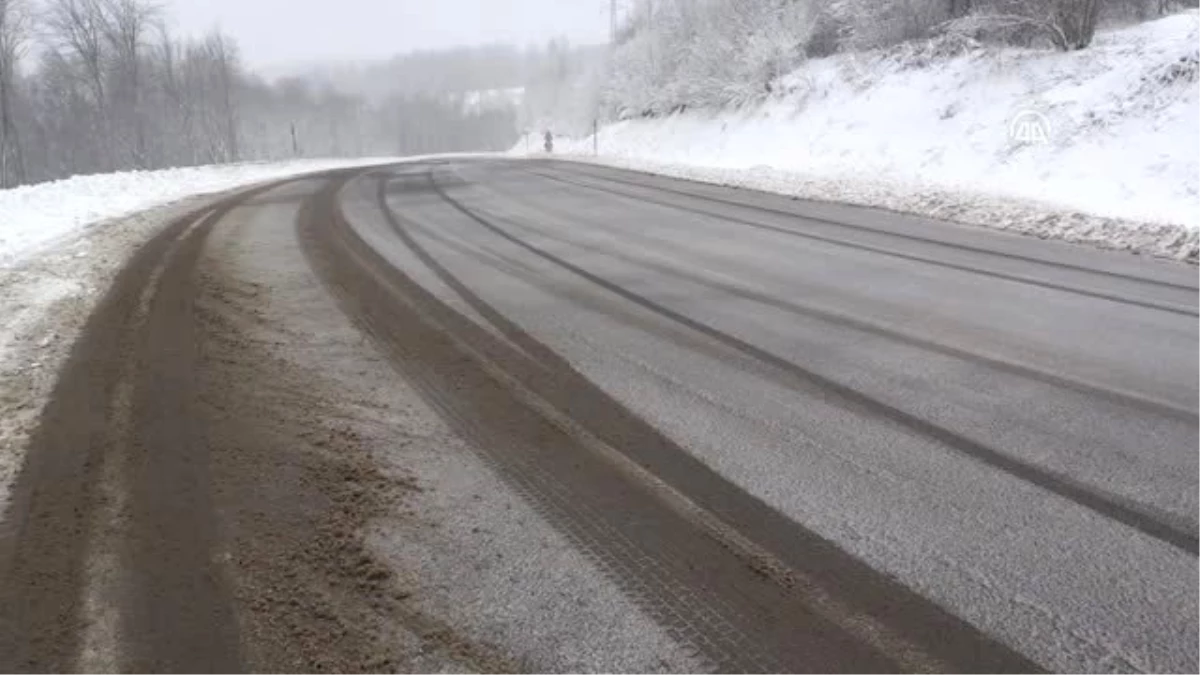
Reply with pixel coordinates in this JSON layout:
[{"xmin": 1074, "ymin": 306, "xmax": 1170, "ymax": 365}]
[{"xmin": 162, "ymin": 0, "xmax": 612, "ymax": 69}]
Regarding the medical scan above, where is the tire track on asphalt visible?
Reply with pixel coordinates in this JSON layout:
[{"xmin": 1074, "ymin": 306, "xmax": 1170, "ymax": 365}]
[
  {"xmin": 516, "ymin": 166, "xmax": 1197, "ymax": 317},
  {"xmin": 366, "ymin": 174, "xmax": 810, "ymax": 672},
  {"xmin": 0, "ymin": 176, "xmax": 339, "ymax": 672},
  {"xmin": 304, "ymin": 169, "xmax": 1040, "ymax": 672},
  {"xmin": 0, "ymin": 194, "xmax": 252, "ymax": 672},
  {"xmin": 464, "ymin": 178, "xmax": 1197, "ymax": 423},
  {"xmin": 393, "ymin": 214, "xmax": 833, "ymax": 430},
  {"xmin": 396, "ymin": 211, "xmax": 859, "ymax": 429},
  {"xmin": 404, "ymin": 210, "xmax": 1197, "ymax": 562},
  {"xmin": 535, "ymin": 160, "xmax": 1199, "ymax": 293},
  {"xmin": 304, "ymin": 177, "xmax": 781, "ymax": 673},
  {"xmin": 113, "ymin": 201, "xmax": 249, "ymax": 672},
  {"xmin": 76, "ymin": 207, "xmax": 220, "ymax": 673},
  {"xmin": 430, "ymin": 169, "xmax": 1200, "ymax": 557}
]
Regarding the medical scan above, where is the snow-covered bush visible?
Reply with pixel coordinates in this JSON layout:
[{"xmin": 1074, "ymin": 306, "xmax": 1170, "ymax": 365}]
[
  {"xmin": 878, "ymin": 32, "xmax": 982, "ymax": 70},
  {"xmin": 605, "ymin": 0, "xmax": 816, "ymax": 117},
  {"xmin": 833, "ymin": 0, "xmax": 960, "ymax": 50},
  {"xmin": 940, "ymin": 0, "xmax": 1126, "ymax": 51},
  {"xmin": 595, "ymin": 0, "xmax": 1194, "ymax": 121}
]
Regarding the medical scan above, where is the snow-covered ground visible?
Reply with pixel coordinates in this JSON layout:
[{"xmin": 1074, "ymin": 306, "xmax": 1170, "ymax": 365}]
[
  {"xmin": 521, "ymin": 12, "xmax": 1200, "ymax": 260},
  {"xmin": 0, "ymin": 158, "xmax": 400, "ymax": 512},
  {"xmin": 0, "ymin": 159, "xmax": 405, "ymax": 267}
]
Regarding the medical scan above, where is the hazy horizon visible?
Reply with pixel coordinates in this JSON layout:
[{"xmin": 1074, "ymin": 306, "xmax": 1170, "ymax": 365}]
[{"xmin": 162, "ymin": 0, "xmax": 613, "ymax": 69}]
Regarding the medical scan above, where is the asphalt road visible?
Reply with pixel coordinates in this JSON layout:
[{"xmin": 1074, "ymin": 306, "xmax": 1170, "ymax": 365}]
[{"xmin": 0, "ymin": 158, "xmax": 1195, "ymax": 672}]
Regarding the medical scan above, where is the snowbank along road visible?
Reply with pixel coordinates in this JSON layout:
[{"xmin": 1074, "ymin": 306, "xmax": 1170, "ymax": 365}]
[{"xmin": 0, "ymin": 158, "xmax": 1195, "ymax": 673}]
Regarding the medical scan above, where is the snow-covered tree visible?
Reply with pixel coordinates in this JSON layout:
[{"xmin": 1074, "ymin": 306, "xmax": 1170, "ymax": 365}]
[
  {"xmin": 832, "ymin": 0, "xmax": 958, "ymax": 50},
  {"xmin": 597, "ymin": 0, "xmax": 1184, "ymax": 119},
  {"xmin": 945, "ymin": 0, "xmax": 1104, "ymax": 50},
  {"xmin": 100, "ymin": 0, "xmax": 158, "ymax": 167},
  {"xmin": 605, "ymin": 0, "xmax": 818, "ymax": 116}
]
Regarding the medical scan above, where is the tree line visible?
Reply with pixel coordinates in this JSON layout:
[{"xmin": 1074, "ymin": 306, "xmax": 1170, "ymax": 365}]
[
  {"xmin": 604, "ymin": 0, "xmax": 1199, "ymax": 117},
  {"xmin": 0, "ymin": 0, "xmax": 520, "ymax": 189}
]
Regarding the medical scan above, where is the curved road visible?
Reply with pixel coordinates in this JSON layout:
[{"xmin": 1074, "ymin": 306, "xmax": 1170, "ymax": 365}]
[{"xmin": 0, "ymin": 159, "xmax": 1196, "ymax": 672}]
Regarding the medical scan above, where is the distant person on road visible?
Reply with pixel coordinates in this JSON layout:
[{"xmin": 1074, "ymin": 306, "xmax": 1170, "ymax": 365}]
[{"xmin": 544, "ymin": 130, "xmax": 554, "ymax": 154}]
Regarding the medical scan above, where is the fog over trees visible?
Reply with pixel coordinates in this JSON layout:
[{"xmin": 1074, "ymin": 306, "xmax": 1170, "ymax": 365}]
[
  {"xmin": 2, "ymin": 0, "xmax": 1196, "ymax": 188},
  {"xmin": 0, "ymin": 0, "xmax": 577, "ymax": 187}
]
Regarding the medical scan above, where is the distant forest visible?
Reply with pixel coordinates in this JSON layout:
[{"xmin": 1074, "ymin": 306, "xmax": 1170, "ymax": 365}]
[{"xmin": 0, "ymin": 0, "xmax": 602, "ymax": 188}]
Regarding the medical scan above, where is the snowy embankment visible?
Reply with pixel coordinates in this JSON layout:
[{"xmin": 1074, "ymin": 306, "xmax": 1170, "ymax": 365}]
[
  {"xmin": 0, "ymin": 158, "xmax": 395, "ymax": 509},
  {"xmin": 524, "ymin": 12, "xmax": 1200, "ymax": 260},
  {"xmin": 0, "ymin": 159, "xmax": 399, "ymax": 266}
]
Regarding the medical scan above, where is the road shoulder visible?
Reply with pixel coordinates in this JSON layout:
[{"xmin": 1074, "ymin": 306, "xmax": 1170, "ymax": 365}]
[{"xmin": 195, "ymin": 180, "xmax": 705, "ymax": 671}]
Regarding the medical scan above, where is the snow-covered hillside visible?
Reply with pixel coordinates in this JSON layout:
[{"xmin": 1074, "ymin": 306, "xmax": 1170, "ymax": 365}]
[{"xmin": 530, "ymin": 12, "xmax": 1200, "ymax": 259}]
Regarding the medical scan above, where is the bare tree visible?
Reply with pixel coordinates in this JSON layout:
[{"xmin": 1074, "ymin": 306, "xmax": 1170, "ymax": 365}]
[
  {"xmin": 834, "ymin": 0, "xmax": 956, "ymax": 49},
  {"xmin": 100, "ymin": 0, "xmax": 158, "ymax": 167},
  {"xmin": 44, "ymin": 0, "xmax": 108, "ymax": 103},
  {"xmin": 1054, "ymin": 0, "xmax": 1102, "ymax": 48},
  {"xmin": 44, "ymin": 0, "xmax": 112, "ymax": 167},
  {"xmin": 195, "ymin": 29, "xmax": 241, "ymax": 163},
  {"xmin": 0, "ymin": 0, "xmax": 30, "ymax": 187},
  {"xmin": 945, "ymin": 0, "xmax": 1103, "ymax": 50},
  {"xmin": 151, "ymin": 22, "xmax": 198, "ymax": 166},
  {"xmin": 1, "ymin": 0, "xmax": 525, "ymax": 188}
]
